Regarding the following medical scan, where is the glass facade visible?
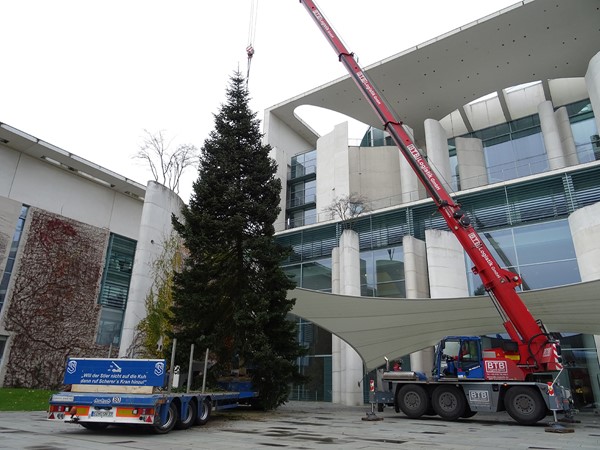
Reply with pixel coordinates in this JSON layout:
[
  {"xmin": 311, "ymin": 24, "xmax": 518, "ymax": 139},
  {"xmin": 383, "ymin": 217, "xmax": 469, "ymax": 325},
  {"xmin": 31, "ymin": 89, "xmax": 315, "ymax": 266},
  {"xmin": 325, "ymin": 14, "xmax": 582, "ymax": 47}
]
[
  {"xmin": 96, "ymin": 234, "xmax": 137, "ymax": 345},
  {"xmin": 466, "ymin": 219, "xmax": 580, "ymax": 295},
  {"xmin": 0, "ymin": 205, "xmax": 29, "ymax": 312},
  {"xmin": 287, "ymin": 150, "xmax": 317, "ymax": 229},
  {"xmin": 278, "ymin": 162, "xmax": 600, "ymax": 404}
]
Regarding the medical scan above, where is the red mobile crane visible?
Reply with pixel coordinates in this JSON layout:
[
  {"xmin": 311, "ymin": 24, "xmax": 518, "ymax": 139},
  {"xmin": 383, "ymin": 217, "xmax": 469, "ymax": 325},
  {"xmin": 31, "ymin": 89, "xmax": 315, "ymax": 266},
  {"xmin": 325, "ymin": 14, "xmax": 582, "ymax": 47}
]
[{"xmin": 299, "ymin": 0, "xmax": 574, "ymax": 425}]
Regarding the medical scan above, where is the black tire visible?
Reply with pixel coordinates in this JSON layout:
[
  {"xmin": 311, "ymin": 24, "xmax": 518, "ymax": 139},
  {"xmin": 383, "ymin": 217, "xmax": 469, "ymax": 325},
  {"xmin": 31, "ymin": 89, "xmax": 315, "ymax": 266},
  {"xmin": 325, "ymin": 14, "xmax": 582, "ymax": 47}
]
[
  {"xmin": 461, "ymin": 408, "xmax": 478, "ymax": 418},
  {"xmin": 504, "ymin": 386, "xmax": 547, "ymax": 425},
  {"xmin": 153, "ymin": 402, "xmax": 178, "ymax": 434},
  {"xmin": 80, "ymin": 422, "xmax": 109, "ymax": 431},
  {"xmin": 195, "ymin": 398, "xmax": 212, "ymax": 426},
  {"xmin": 396, "ymin": 384, "xmax": 429, "ymax": 419},
  {"xmin": 377, "ymin": 403, "xmax": 384, "ymax": 412},
  {"xmin": 432, "ymin": 385, "xmax": 467, "ymax": 421},
  {"xmin": 175, "ymin": 400, "xmax": 197, "ymax": 430}
]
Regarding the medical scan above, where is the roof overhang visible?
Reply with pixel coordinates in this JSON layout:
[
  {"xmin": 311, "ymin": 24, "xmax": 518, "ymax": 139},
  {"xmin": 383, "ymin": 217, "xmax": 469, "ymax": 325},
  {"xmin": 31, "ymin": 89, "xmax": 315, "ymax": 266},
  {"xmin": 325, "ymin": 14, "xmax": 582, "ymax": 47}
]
[
  {"xmin": 0, "ymin": 122, "xmax": 146, "ymax": 200},
  {"xmin": 269, "ymin": 0, "xmax": 600, "ymax": 146},
  {"xmin": 290, "ymin": 279, "xmax": 600, "ymax": 370}
]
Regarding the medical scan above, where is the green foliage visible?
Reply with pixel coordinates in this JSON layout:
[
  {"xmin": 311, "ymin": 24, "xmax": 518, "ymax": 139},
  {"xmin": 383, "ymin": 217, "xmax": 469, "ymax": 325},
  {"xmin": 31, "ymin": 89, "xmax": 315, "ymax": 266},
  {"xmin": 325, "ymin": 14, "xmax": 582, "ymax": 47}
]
[
  {"xmin": 0, "ymin": 388, "xmax": 56, "ymax": 411},
  {"xmin": 133, "ymin": 233, "xmax": 184, "ymax": 359},
  {"xmin": 172, "ymin": 72, "xmax": 305, "ymax": 409}
]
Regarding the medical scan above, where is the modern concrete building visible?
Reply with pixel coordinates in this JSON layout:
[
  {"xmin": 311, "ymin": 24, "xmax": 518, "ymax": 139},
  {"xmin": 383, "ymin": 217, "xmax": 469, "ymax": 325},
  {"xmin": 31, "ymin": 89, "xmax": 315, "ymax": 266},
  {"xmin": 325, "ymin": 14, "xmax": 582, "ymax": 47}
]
[
  {"xmin": 0, "ymin": 0, "xmax": 599, "ymax": 413},
  {"xmin": 0, "ymin": 123, "xmax": 182, "ymax": 387},
  {"xmin": 267, "ymin": 0, "xmax": 600, "ymax": 408}
]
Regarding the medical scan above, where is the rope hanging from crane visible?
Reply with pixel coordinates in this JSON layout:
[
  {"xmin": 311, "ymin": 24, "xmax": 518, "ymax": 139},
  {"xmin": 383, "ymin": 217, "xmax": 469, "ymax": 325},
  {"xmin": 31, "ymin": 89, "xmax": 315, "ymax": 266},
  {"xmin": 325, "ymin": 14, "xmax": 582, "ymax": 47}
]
[{"xmin": 246, "ymin": 0, "xmax": 258, "ymax": 86}]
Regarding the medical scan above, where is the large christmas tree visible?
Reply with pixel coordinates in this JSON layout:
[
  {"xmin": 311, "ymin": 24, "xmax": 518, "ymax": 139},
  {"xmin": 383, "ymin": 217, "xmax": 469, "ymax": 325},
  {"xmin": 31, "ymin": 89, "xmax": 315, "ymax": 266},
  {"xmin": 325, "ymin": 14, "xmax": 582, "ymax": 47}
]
[{"xmin": 172, "ymin": 72, "xmax": 304, "ymax": 409}]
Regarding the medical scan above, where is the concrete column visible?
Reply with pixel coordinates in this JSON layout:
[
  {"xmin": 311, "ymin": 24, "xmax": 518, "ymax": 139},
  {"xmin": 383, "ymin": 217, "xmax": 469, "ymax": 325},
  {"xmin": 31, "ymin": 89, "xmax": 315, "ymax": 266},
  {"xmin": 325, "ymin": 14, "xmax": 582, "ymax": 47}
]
[
  {"xmin": 538, "ymin": 100, "xmax": 567, "ymax": 170},
  {"xmin": 331, "ymin": 247, "xmax": 341, "ymax": 403},
  {"xmin": 569, "ymin": 202, "xmax": 600, "ymax": 282},
  {"xmin": 425, "ymin": 229, "xmax": 470, "ymax": 298},
  {"xmin": 424, "ymin": 119, "xmax": 453, "ymax": 192},
  {"xmin": 555, "ymin": 107, "xmax": 579, "ymax": 166},
  {"xmin": 568, "ymin": 201, "xmax": 600, "ymax": 411},
  {"xmin": 403, "ymin": 236, "xmax": 430, "ymax": 299},
  {"xmin": 119, "ymin": 181, "xmax": 185, "ymax": 357},
  {"xmin": 403, "ymin": 236, "xmax": 433, "ymax": 374},
  {"xmin": 455, "ymin": 137, "xmax": 488, "ymax": 190},
  {"xmin": 585, "ymin": 51, "xmax": 600, "ymax": 134},
  {"xmin": 331, "ymin": 229, "xmax": 364, "ymax": 405}
]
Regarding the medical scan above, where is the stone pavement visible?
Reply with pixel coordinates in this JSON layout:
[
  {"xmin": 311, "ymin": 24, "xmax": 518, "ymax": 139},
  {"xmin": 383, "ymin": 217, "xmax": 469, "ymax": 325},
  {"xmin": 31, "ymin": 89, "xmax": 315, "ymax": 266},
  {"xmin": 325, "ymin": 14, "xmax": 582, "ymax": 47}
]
[{"xmin": 1, "ymin": 401, "xmax": 599, "ymax": 449}]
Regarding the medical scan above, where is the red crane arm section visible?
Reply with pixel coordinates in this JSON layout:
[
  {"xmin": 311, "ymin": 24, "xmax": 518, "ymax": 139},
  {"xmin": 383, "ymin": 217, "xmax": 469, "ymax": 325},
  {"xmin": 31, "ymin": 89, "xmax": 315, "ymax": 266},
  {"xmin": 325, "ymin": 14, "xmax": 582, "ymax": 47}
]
[{"xmin": 299, "ymin": 0, "xmax": 557, "ymax": 372}]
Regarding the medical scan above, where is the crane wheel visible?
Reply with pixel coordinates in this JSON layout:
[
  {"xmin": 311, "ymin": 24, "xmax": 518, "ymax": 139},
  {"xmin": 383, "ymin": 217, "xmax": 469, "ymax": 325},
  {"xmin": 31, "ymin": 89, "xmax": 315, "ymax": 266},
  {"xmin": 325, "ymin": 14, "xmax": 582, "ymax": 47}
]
[
  {"xmin": 504, "ymin": 386, "xmax": 547, "ymax": 425},
  {"xmin": 432, "ymin": 385, "xmax": 466, "ymax": 420},
  {"xmin": 396, "ymin": 384, "xmax": 429, "ymax": 419}
]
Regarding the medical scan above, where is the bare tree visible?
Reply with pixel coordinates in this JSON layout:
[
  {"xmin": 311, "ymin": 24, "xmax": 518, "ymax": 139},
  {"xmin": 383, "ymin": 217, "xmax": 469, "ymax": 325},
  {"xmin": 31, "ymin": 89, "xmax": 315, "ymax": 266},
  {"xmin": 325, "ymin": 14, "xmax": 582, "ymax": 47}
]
[
  {"xmin": 134, "ymin": 130, "xmax": 199, "ymax": 194},
  {"xmin": 323, "ymin": 193, "xmax": 371, "ymax": 228}
]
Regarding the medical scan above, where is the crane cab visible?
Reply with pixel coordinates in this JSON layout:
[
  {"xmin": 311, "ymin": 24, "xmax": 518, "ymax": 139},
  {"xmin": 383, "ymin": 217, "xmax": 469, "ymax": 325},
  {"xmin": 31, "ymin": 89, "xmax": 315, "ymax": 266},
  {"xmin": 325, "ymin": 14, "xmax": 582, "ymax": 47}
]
[{"xmin": 435, "ymin": 337, "xmax": 484, "ymax": 380}]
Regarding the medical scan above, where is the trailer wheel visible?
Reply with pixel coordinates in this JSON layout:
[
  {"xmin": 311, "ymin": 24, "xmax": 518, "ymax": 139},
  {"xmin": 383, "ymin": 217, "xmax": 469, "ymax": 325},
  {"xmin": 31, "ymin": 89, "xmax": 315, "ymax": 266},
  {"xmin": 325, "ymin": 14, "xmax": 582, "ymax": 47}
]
[
  {"xmin": 195, "ymin": 398, "xmax": 212, "ymax": 426},
  {"xmin": 432, "ymin": 385, "xmax": 466, "ymax": 420},
  {"xmin": 504, "ymin": 386, "xmax": 547, "ymax": 425},
  {"xmin": 396, "ymin": 384, "xmax": 429, "ymax": 418},
  {"xmin": 175, "ymin": 400, "xmax": 197, "ymax": 430},
  {"xmin": 153, "ymin": 402, "xmax": 178, "ymax": 434},
  {"xmin": 80, "ymin": 422, "xmax": 109, "ymax": 431}
]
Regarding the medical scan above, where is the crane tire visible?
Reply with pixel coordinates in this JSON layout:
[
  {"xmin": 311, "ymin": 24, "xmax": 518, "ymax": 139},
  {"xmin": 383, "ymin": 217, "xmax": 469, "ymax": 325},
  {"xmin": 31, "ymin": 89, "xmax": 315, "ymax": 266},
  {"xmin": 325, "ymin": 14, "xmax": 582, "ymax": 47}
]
[
  {"xmin": 504, "ymin": 386, "xmax": 547, "ymax": 425},
  {"xmin": 432, "ymin": 385, "xmax": 467, "ymax": 420},
  {"xmin": 396, "ymin": 384, "xmax": 429, "ymax": 419}
]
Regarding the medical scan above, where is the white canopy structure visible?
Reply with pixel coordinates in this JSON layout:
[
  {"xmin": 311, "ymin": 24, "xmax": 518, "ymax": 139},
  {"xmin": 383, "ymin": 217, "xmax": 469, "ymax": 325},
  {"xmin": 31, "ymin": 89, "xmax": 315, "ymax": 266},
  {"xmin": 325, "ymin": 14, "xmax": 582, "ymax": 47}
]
[{"xmin": 290, "ymin": 280, "xmax": 600, "ymax": 370}]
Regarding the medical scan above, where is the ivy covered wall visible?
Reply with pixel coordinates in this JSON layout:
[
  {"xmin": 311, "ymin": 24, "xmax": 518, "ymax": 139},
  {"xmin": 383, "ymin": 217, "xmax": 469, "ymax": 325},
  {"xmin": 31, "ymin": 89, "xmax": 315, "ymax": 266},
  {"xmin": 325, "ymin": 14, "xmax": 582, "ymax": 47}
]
[{"xmin": 3, "ymin": 208, "xmax": 110, "ymax": 388}]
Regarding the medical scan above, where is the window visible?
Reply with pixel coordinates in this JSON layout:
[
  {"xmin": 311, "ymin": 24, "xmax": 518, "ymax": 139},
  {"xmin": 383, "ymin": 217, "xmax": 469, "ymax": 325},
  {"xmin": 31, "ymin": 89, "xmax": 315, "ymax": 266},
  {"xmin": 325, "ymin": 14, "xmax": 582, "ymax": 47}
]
[
  {"xmin": 0, "ymin": 335, "xmax": 7, "ymax": 363},
  {"xmin": 96, "ymin": 234, "xmax": 136, "ymax": 344},
  {"xmin": 467, "ymin": 219, "xmax": 580, "ymax": 294},
  {"xmin": 361, "ymin": 246, "xmax": 405, "ymax": 297},
  {"xmin": 0, "ymin": 206, "xmax": 29, "ymax": 312}
]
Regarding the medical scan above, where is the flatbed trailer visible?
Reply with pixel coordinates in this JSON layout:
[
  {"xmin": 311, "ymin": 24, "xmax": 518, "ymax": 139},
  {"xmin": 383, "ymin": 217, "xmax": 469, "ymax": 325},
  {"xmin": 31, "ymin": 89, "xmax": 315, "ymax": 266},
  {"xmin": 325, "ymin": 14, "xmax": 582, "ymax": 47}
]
[{"xmin": 47, "ymin": 358, "xmax": 258, "ymax": 434}]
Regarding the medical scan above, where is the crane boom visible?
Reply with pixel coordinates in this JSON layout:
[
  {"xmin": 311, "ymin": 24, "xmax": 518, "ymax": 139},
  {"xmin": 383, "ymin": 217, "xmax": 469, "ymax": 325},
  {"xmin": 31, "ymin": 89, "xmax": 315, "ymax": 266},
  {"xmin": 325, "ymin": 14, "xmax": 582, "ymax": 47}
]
[{"xmin": 299, "ymin": 0, "xmax": 562, "ymax": 376}]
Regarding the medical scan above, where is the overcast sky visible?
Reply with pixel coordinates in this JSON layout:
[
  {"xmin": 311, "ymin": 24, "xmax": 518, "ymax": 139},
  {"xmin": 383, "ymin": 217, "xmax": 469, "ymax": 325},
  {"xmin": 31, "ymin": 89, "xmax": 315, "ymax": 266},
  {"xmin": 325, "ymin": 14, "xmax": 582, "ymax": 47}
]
[{"xmin": 2, "ymin": 0, "xmax": 517, "ymax": 201}]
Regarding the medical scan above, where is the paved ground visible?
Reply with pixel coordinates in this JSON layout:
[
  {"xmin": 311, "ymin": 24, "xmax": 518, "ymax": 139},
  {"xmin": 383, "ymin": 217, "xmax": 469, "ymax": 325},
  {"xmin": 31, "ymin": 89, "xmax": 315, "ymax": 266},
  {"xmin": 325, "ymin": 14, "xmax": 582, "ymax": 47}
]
[{"xmin": 1, "ymin": 402, "xmax": 599, "ymax": 449}]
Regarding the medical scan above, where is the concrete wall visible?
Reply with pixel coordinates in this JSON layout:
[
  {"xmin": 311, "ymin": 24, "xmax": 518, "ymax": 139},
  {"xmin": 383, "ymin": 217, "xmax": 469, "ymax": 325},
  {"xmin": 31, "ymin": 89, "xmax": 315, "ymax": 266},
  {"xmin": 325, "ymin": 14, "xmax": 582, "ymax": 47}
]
[
  {"xmin": 316, "ymin": 123, "xmax": 351, "ymax": 221},
  {"xmin": 0, "ymin": 143, "xmax": 143, "ymax": 240},
  {"xmin": 585, "ymin": 51, "xmax": 600, "ymax": 134},
  {"xmin": 119, "ymin": 181, "xmax": 185, "ymax": 356},
  {"xmin": 348, "ymin": 145, "xmax": 402, "ymax": 211}
]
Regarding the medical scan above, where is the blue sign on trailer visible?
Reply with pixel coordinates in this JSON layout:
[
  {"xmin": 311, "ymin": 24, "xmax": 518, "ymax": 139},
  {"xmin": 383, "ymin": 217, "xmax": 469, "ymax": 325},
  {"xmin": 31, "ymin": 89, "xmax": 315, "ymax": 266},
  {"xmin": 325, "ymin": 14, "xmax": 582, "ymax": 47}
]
[{"xmin": 63, "ymin": 358, "xmax": 167, "ymax": 387}]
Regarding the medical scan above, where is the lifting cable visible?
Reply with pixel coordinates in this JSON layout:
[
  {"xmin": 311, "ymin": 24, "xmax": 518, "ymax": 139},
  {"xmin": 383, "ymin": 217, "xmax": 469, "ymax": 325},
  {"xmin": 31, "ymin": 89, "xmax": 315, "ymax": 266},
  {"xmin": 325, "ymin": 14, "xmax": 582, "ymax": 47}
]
[{"xmin": 246, "ymin": 0, "xmax": 258, "ymax": 86}]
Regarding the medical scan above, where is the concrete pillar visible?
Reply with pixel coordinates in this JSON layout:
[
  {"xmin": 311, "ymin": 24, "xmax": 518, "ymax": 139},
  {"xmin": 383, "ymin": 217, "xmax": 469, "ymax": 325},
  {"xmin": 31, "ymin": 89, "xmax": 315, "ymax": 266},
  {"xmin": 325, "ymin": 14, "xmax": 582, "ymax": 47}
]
[
  {"xmin": 403, "ymin": 236, "xmax": 430, "ymax": 299},
  {"xmin": 420, "ymin": 229, "xmax": 469, "ymax": 376},
  {"xmin": 585, "ymin": 51, "xmax": 600, "ymax": 134},
  {"xmin": 331, "ymin": 248, "xmax": 341, "ymax": 403},
  {"xmin": 119, "ymin": 181, "xmax": 185, "ymax": 357},
  {"xmin": 330, "ymin": 229, "xmax": 364, "ymax": 406},
  {"xmin": 455, "ymin": 137, "xmax": 488, "ymax": 190},
  {"xmin": 425, "ymin": 229, "xmax": 470, "ymax": 298},
  {"xmin": 569, "ymin": 202, "xmax": 600, "ymax": 282},
  {"xmin": 403, "ymin": 236, "xmax": 433, "ymax": 374},
  {"xmin": 568, "ymin": 201, "xmax": 600, "ymax": 411},
  {"xmin": 555, "ymin": 107, "xmax": 579, "ymax": 166},
  {"xmin": 538, "ymin": 100, "xmax": 567, "ymax": 170},
  {"xmin": 424, "ymin": 119, "xmax": 453, "ymax": 192}
]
